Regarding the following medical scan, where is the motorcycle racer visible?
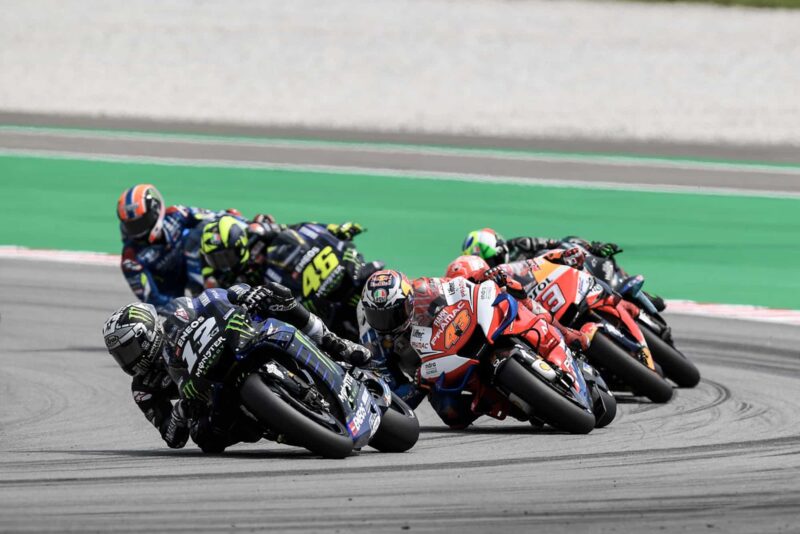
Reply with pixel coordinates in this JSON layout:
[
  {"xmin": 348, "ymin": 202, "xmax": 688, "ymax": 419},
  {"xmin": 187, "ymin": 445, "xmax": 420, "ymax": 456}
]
[
  {"xmin": 102, "ymin": 282, "xmax": 370, "ymax": 453},
  {"xmin": 462, "ymin": 228, "xmax": 665, "ymax": 311},
  {"xmin": 201, "ymin": 215, "xmax": 382, "ymax": 340},
  {"xmin": 357, "ymin": 268, "xmax": 595, "ymax": 429},
  {"xmin": 117, "ymin": 184, "xmax": 240, "ymax": 313}
]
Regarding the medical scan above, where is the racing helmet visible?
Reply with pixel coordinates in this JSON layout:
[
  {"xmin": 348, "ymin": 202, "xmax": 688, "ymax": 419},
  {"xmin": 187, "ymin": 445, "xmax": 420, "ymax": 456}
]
[
  {"xmin": 461, "ymin": 228, "xmax": 508, "ymax": 267},
  {"xmin": 361, "ymin": 270, "xmax": 415, "ymax": 334},
  {"xmin": 201, "ymin": 215, "xmax": 250, "ymax": 272},
  {"xmin": 102, "ymin": 302, "xmax": 164, "ymax": 376},
  {"xmin": 117, "ymin": 184, "xmax": 166, "ymax": 243},
  {"xmin": 445, "ymin": 255, "xmax": 490, "ymax": 280}
]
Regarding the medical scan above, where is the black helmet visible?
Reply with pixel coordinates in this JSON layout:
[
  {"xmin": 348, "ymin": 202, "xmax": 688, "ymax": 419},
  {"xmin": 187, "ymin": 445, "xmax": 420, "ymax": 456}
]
[
  {"xmin": 102, "ymin": 303, "xmax": 164, "ymax": 376},
  {"xmin": 361, "ymin": 270, "xmax": 415, "ymax": 334}
]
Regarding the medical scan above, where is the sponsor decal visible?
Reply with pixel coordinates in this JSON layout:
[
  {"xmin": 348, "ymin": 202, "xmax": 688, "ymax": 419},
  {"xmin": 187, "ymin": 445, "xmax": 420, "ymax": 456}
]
[
  {"xmin": 349, "ymin": 406, "xmax": 367, "ymax": 434},
  {"xmin": 370, "ymin": 273, "xmax": 395, "ymax": 288},
  {"xmin": 175, "ymin": 307, "xmax": 189, "ymax": 321},
  {"xmin": 133, "ymin": 391, "xmax": 152, "ymax": 403},
  {"xmin": 446, "ymin": 281, "xmax": 456, "ymax": 295},
  {"xmin": 433, "ymin": 300, "xmax": 467, "ymax": 330},
  {"xmin": 368, "ymin": 412, "xmax": 381, "ymax": 437},
  {"xmin": 337, "ymin": 373, "xmax": 356, "ymax": 404},
  {"xmin": 121, "ymin": 259, "xmax": 142, "ymax": 272},
  {"xmin": 295, "ymin": 246, "xmax": 321, "ymax": 273},
  {"xmin": 444, "ymin": 309, "xmax": 471, "ymax": 349},
  {"xmin": 529, "ymin": 277, "xmax": 554, "ymax": 300}
]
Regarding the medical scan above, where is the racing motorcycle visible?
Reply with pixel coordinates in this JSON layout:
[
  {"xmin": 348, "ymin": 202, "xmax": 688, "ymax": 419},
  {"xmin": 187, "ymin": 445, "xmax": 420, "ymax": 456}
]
[
  {"xmin": 180, "ymin": 293, "xmax": 419, "ymax": 458},
  {"xmin": 579, "ymin": 252, "xmax": 700, "ymax": 388},
  {"xmin": 261, "ymin": 223, "xmax": 384, "ymax": 341},
  {"xmin": 410, "ymin": 276, "xmax": 615, "ymax": 434},
  {"xmin": 506, "ymin": 258, "xmax": 675, "ymax": 403}
]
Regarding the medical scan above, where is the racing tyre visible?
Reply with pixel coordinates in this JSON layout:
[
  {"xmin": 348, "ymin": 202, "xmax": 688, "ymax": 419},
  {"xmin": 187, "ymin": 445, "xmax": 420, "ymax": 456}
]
[
  {"xmin": 495, "ymin": 358, "xmax": 596, "ymax": 434},
  {"xmin": 240, "ymin": 374, "xmax": 354, "ymax": 459},
  {"xmin": 369, "ymin": 393, "xmax": 420, "ymax": 453},
  {"xmin": 639, "ymin": 323, "xmax": 701, "ymax": 388},
  {"xmin": 587, "ymin": 332, "xmax": 673, "ymax": 403}
]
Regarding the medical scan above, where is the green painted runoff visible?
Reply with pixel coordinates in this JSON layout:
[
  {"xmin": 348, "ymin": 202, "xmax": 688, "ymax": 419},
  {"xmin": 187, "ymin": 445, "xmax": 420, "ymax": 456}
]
[{"xmin": 1, "ymin": 155, "xmax": 798, "ymax": 309}]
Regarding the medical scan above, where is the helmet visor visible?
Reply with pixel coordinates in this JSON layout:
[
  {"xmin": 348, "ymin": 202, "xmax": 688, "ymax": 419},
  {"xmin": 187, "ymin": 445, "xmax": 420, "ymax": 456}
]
[
  {"xmin": 204, "ymin": 248, "xmax": 241, "ymax": 272},
  {"xmin": 109, "ymin": 338, "xmax": 146, "ymax": 376},
  {"xmin": 122, "ymin": 209, "xmax": 160, "ymax": 239},
  {"xmin": 363, "ymin": 303, "xmax": 410, "ymax": 334}
]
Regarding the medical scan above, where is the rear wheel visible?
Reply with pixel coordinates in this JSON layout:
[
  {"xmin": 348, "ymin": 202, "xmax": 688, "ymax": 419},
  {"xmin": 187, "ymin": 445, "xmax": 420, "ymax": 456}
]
[
  {"xmin": 239, "ymin": 374, "xmax": 354, "ymax": 459},
  {"xmin": 639, "ymin": 323, "xmax": 701, "ymax": 388},
  {"xmin": 495, "ymin": 358, "xmax": 595, "ymax": 434},
  {"xmin": 586, "ymin": 332, "xmax": 673, "ymax": 403},
  {"xmin": 369, "ymin": 394, "xmax": 420, "ymax": 453}
]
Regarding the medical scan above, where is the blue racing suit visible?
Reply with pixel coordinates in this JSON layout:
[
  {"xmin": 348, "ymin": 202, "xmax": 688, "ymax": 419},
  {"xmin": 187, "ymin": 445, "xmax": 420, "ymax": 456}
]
[{"xmin": 121, "ymin": 205, "xmax": 231, "ymax": 312}]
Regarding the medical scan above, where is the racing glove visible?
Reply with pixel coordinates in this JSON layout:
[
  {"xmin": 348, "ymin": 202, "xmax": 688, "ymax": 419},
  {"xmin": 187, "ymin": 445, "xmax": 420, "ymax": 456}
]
[
  {"xmin": 542, "ymin": 246, "xmax": 586, "ymax": 270},
  {"xmin": 321, "ymin": 331, "xmax": 372, "ymax": 367},
  {"xmin": 590, "ymin": 241, "xmax": 623, "ymax": 258},
  {"xmin": 235, "ymin": 282, "xmax": 299, "ymax": 316},
  {"xmin": 251, "ymin": 213, "xmax": 276, "ymax": 224},
  {"xmin": 327, "ymin": 222, "xmax": 365, "ymax": 241},
  {"xmin": 161, "ymin": 399, "xmax": 195, "ymax": 449}
]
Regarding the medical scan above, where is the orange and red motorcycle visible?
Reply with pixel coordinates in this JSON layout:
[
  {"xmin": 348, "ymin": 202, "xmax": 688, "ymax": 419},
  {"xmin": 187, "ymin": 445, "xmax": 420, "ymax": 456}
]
[
  {"xmin": 503, "ymin": 258, "xmax": 674, "ymax": 403},
  {"xmin": 409, "ymin": 276, "xmax": 615, "ymax": 434}
]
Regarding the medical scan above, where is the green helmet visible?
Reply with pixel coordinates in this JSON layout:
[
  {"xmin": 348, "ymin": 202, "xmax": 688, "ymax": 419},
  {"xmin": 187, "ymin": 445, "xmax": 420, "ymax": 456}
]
[
  {"xmin": 461, "ymin": 228, "xmax": 508, "ymax": 267},
  {"xmin": 201, "ymin": 215, "xmax": 250, "ymax": 272}
]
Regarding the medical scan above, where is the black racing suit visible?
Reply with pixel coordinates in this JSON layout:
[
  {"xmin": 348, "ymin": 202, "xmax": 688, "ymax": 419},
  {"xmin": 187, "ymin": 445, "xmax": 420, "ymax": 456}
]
[
  {"xmin": 501, "ymin": 236, "xmax": 666, "ymax": 311},
  {"xmin": 204, "ymin": 221, "xmax": 382, "ymax": 341},
  {"xmin": 130, "ymin": 360, "xmax": 190, "ymax": 449},
  {"xmin": 160, "ymin": 283, "xmax": 354, "ymax": 453}
]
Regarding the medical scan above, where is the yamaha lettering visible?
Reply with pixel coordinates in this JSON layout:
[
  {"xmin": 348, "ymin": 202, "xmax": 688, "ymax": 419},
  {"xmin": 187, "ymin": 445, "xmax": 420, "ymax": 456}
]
[{"xmin": 295, "ymin": 247, "xmax": 320, "ymax": 273}]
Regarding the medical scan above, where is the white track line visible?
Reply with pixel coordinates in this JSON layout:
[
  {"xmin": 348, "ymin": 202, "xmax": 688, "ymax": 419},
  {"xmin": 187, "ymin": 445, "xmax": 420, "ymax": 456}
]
[
  {"xmin": 2, "ymin": 246, "xmax": 799, "ymax": 325},
  {"xmin": 2, "ymin": 148, "xmax": 800, "ymax": 199}
]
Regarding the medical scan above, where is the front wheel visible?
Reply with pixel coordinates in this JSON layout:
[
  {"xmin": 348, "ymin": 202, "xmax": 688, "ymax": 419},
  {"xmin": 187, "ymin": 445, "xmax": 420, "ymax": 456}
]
[
  {"xmin": 495, "ymin": 358, "xmax": 596, "ymax": 434},
  {"xmin": 239, "ymin": 374, "xmax": 354, "ymax": 459},
  {"xmin": 369, "ymin": 393, "xmax": 420, "ymax": 453},
  {"xmin": 586, "ymin": 332, "xmax": 673, "ymax": 403},
  {"xmin": 639, "ymin": 322, "xmax": 701, "ymax": 388}
]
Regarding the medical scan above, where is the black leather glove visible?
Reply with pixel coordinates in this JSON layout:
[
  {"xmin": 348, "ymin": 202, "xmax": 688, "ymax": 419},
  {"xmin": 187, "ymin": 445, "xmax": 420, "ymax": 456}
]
[
  {"xmin": 591, "ymin": 241, "xmax": 623, "ymax": 258},
  {"xmin": 321, "ymin": 332, "xmax": 372, "ymax": 367},
  {"xmin": 235, "ymin": 282, "xmax": 298, "ymax": 315},
  {"xmin": 481, "ymin": 266, "xmax": 508, "ymax": 287}
]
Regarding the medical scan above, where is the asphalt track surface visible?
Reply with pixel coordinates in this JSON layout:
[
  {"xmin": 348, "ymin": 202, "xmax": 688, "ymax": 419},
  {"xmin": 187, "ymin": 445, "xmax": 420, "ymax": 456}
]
[{"xmin": 2, "ymin": 121, "xmax": 800, "ymax": 533}]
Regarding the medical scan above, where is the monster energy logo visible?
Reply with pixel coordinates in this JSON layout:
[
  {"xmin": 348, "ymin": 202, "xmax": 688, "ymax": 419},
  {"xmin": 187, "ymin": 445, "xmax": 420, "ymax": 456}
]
[
  {"xmin": 226, "ymin": 313, "xmax": 255, "ymax": 339},
  {"xmin": 128, "ymin": 307, "xmax": 152, "ymax": 323},
  {"xmin": 342, "ymin": 248, "xmax": 360, "ymax": 265},
  {"xmin": 182, "ymin": 380, "xmax": 202, "ymax": 399}
]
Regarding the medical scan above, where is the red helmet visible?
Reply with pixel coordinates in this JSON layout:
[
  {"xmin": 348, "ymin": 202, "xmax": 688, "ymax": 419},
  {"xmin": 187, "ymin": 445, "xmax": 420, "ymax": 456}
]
[
  {"xmin": 445, "ymin": 255, "xmax": 490, "ymax": 280},
  {"xmin": 117, "ymin": 184, "xmax": 165, "ymax": 243}
]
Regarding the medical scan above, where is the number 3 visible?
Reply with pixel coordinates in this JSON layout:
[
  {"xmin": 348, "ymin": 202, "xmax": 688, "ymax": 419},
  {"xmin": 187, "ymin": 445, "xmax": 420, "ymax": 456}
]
[{"xmin": 540, "ymin": 285, "xmax": 567, "ymax": 313}]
